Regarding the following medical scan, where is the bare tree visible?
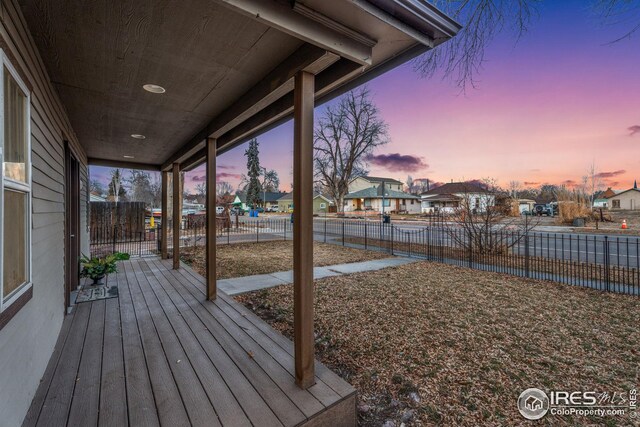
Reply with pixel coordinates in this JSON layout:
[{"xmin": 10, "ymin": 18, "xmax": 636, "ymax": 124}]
[
  {"xmin": 260, "ymin": 168, "xmax": 280, "ymax": 193},
  {"xmin": 508, "ymin": 180, "xmax": 522, "ymax": 198},
  {"xmin": 445, "ymin": 178, "xmax": 539, "ymax": 254},
  {"xmin": 314, "ymin": 86, "xmax": 389, "ymax": 212},
  {"xmin": 582, "ymin": 161, "xmax": 604, "ymax": 208},
  {"xmin": 194, "ymin": 183, "xmax": 207, "ymax": 204},
  {"xmin": 405, "ymin": 175, "xmax": 415, "ymax": 194},
  {"xmin": 413, "ymin": 178, "xmax": 432, "ymax": 194},
  {"xmin": 89, "ymin": 179, "xmax": 105, "ymax": 196},
  {"xmin": 594, "ymin": 0, "xmax": 640, "ymax": 43},
  {"xmin": 216, "ymin": 181, "xmax": 234, "ymax": 206},
  {"xmin": 414, "ymin": 0, "xmax": 539, "ymax": 90},
  {"xmin": 414, "ymin": 0, "xmax": 639, "ymax": 90}
]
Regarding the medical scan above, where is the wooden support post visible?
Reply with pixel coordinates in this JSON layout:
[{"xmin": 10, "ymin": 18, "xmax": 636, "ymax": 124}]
[
  {"xmin": 172, "ymin": 163, "xmax": 181, "ymax": 269},
  {"xmin": 161, "ymin": 171, "xmax": 169, "ymax": 259},
  {"xmin": 293, "ymin": 70, "xmax": 315, "ymax": 389},
  {"xmin": 206, "ymin": 138, "xmax": 217, "ymax": 300}
]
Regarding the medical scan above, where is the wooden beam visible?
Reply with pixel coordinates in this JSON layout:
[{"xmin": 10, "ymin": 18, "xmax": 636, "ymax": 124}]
[
  {"xmin": 88, "ymin": 158, "xmax": 161, "ymax": 171},
  {"xmin": 172, "ymin": 163, "xmax": 181, "ymax": 269},
  {"xmin": 293, "ymin": 70, "xmax": 315, "ymax": 389},
  {"xmin": 161, "ymin": 171, "xmax": 169, "ymax": 259},
  {"xmin": 161, "ymin": 44, "xmax": 333, "ymax": 171},
  {"xmin": 206, "ymin": 138, "xmax": 217, "ymax": 300},
  {"xmin": 180, "ymin": 59, "xmax": 364, "ymax": 171},
  {"xmin": 215, "ymin": 0, "xmax": 372, "ymax": 65}
]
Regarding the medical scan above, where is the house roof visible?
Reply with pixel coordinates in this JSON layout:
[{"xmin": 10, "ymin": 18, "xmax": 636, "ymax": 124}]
[
  {"xmin": 421, "ymin": 194, "xmax": 461, "ymax": 202},
  {"xmin": 608, "ymin": 188, "xmax": 640, "ymax": 198},
  {"xmin": 277, "ymin": 192, "xmax": 331, "ymax": 202},
  {"xmin": 344, "ymin": 185, "xmax": 418, "ymax": 200},
  {"xmin": 353, "ymin": 176, "xmax": 404, "ymax": 185},
  {"xmin": 236, "ymin": 191, "xmax": 286, "ymax": 203},
  {"xmin": 601, "ymin": 187, "xmax": 617, "ymax": 198},
  {"xmin": 422, "ymin": 182, "xmax": 487, "ymax": 195},
  {"xmin": 19, "ymin": 1, "xmax": 459, "ymax": 170}
]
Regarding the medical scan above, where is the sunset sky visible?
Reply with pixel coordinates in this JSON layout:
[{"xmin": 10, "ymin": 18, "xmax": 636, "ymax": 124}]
[{"xmin": 91, "ymin": 0, "xmax": 640, "ymax": 194}]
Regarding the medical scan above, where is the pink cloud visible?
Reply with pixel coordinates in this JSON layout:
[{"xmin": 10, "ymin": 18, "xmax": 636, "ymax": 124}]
[
  {"xmin": 628, "ymin": 125, "xmax": 640, "ymax": 136},
  {"xmin": 366, "ymin": 153, "xmax": 428, "ymax": 173},
  {"xmin": 595, "ymin": 170, "xmax": 626, "ymax": 178}
]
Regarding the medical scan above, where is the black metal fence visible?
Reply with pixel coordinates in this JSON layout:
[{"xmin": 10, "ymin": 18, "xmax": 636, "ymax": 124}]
[
  {"xmin": 319, "ymin": 219, "xmax": 640, "ymax": 296},
  {"xmin": 178, "ymin": 218, "xmax": 293, "ymax": 248},
  {"xmin": 89, "ymin": 223, "xmax": 159, "ymax": 258},
  {"xmin": 89, "ymin": 216, "xmax": 640, "ymax": 295}
]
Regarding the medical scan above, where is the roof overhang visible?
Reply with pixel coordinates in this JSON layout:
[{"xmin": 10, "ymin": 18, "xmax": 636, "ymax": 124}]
[{"xmin": 18, "ymin": 0, "xmax": 460, "ymax": 171}]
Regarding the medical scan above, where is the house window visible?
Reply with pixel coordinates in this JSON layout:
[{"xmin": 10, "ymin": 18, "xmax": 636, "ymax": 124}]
[
  {"xmin": 411, "ymin": 199, "xmax": 414, "ymax": 205},
  {"xmin": 364, "ymin": 199, "xmax": 371, "ymax": 207},
  {"xmin": 0, "ymin": 53, "xmax": 31, "ymax": 315},
  {"xmin": 383, "ymin": 199, "xmax": 390, "ymax": 207},
  {"xmin": 612, "ymin": 200, "xmax": 620, "ymax": 209}
]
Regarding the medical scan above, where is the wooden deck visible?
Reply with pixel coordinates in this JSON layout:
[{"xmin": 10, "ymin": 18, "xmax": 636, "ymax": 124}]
[{"xmin": 23, "ymin": 258, "xmax": 356, "ymax": 427}]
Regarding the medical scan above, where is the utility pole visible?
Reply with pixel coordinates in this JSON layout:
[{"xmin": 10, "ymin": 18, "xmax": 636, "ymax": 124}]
[{"xmin": 381, "ymin": 180, "xmax": 385, "ymax": 220}]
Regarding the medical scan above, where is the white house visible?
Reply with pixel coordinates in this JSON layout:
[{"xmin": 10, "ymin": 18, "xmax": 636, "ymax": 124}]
[
  {"xmin": 607, "ymin": 182, "xmax": 640, "ymax": 210},
  {"xmin": 421, "ymin": 182, "xmax": 495, "ymax": 214},
  {"xmin": 348, "ymin": 176, "xmax": 404, "ymax": 193},
  {"xmin": 343, "ymin": 181, "xmax": 420, "ymax": 214}
]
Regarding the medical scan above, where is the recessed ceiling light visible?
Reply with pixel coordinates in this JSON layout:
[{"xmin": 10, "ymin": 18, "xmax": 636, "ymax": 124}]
[
  {"xmin": 131, "ymin": 134, "xmax": 146, "ymax": 139},
  {"xmin": 143, "ymin": 84, "xmax": 166, "ymax": 94},
  {"xmin": 123, "ymin": 155, "xmax": 135, "ymax": 159}
]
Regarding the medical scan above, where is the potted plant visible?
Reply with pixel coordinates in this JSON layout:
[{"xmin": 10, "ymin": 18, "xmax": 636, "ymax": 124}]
[{"xmin": 80, "ymin": 252, "xmax": 130, "ymax": 285}]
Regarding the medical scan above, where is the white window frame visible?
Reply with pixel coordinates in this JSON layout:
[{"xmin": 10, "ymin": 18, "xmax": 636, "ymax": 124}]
[{"xmin": 0, "ymin": 50, "xmax": 32, "ymax": 312}]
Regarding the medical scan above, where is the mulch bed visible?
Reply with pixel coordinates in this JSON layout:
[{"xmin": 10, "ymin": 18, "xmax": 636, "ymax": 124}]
[{"xmin": 235, "ymin": 261, "xmax": 640, "ymax": 426}]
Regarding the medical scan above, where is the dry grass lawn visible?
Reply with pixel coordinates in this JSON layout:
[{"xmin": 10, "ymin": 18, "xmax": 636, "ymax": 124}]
[
  {"xmin": 181, "ymin": 240, "xmax": 390, "ymax": 279},
  {"xmin": 235, "ymin": 261, "xmax": 640, "ymax": 426}
]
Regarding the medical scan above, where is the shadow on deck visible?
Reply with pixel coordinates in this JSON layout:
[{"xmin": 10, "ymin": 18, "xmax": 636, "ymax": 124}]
[{"xmin": 23, "ymin": 258, "xmax": 356, "ymax": 427}]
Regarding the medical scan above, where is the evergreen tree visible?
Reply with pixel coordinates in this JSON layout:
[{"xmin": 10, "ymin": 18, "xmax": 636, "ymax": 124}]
[{"xmin": 244, "ymin": 139, "xmax": 262, "ymax": 208}]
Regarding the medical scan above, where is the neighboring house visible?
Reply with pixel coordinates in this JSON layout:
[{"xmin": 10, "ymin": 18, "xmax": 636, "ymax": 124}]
[
  {"xmin": 593, "ymin": 187, "xmax": 617, "ymax": 208},
  {"xmin": 343, "ymin": 184, "xmax": 421, "ymax": 214},
  {"xmin": 421, "ymin": 182, "xmax": 495, "ymax": 214},
  {"xmin": 607, "ymin": 181, "xmax": 640, "ymax": 210},
  {"xmin": 277, "ymin": 192, "xmax": 332, "ymax": 213},
  {"xmin": 592, "ymin": 198, "xmax": 609, "ymax": 208},
  {"xmin": 233, "ymin": 191, "xmax": 286, "ymax": 211},
  {"xmin": 348, "ymin": 176, "xmax": 404, "ymax": 193},
  {"xmin": 90, "ymin": 193, "xmax": 106, "ymax": 202}
]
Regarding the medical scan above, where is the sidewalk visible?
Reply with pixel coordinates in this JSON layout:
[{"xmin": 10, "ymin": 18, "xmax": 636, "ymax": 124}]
[{"xmin": 218, "ymin": 257, "xmax": 419, "ymax": 295}]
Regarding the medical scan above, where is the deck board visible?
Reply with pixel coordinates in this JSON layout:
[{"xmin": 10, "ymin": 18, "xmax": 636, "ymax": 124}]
[
  {"xmin": 23, "ymin": 257, "xmax": 356, "ymax": 427},
  {"xmin": 67, "ymin": 299, "xmax": 105, "ymax": 427},
  {"xmin": 99, "ymin": 296, "xmax": 128, "ymax": 427},
  {"xmin": 169, "ymin": 260, "xmax": 342, "ymax": 411},
  {"xmin": 178, "ymin": 261, "xmax": 357, "ymax": 398}
]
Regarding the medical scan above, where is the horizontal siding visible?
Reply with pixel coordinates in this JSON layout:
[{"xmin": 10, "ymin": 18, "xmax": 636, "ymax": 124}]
[{"xmin": 0, "ymin": 1, "xmax": 89, "ymax": 426}]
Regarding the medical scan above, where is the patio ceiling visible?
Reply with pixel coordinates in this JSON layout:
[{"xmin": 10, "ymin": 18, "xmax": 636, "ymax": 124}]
[{"xmin": 17, "ymin": 0, "xmax": 460, "ymax": 170}]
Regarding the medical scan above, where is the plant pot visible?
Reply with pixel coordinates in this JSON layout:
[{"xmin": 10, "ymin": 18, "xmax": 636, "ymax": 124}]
[{"xmin": 91, "ymin": 274, "xmax": 106, "ymax": 285}]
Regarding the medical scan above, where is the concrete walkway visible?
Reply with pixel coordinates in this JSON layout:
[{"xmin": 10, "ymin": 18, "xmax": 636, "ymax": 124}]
[{"xmin": 218, "ymin": 257, "xmax": 418, "ymax": 295}]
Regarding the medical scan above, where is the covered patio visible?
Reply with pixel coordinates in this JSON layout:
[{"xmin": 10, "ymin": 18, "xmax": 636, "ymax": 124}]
[
  {"xmin": 23, "ymin": 258, "xmax": 356, "ymax": 427},
  {"xmin": 9, "ymin": 0, "xmax": 459, "ymax": 425}
]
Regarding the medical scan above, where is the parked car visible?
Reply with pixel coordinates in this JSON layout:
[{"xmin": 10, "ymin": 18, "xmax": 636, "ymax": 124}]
[
  {"xmin": 215, "ymin": 206, "xmax": 224, "ymax": 215},
  {"xmin": 230, "ymin": 206, "xmax": 245, "ymax": 216},
  {"xmin": 255, "ymin": 207, "xmax": 264, "ymax": 213},
  {"xmin": 267, "ymin": 206, "xmax": 278, "ymax": 212},
  {"xmin": 533, "ymin": 203, "xmax": 555, "ymax": 216}
]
